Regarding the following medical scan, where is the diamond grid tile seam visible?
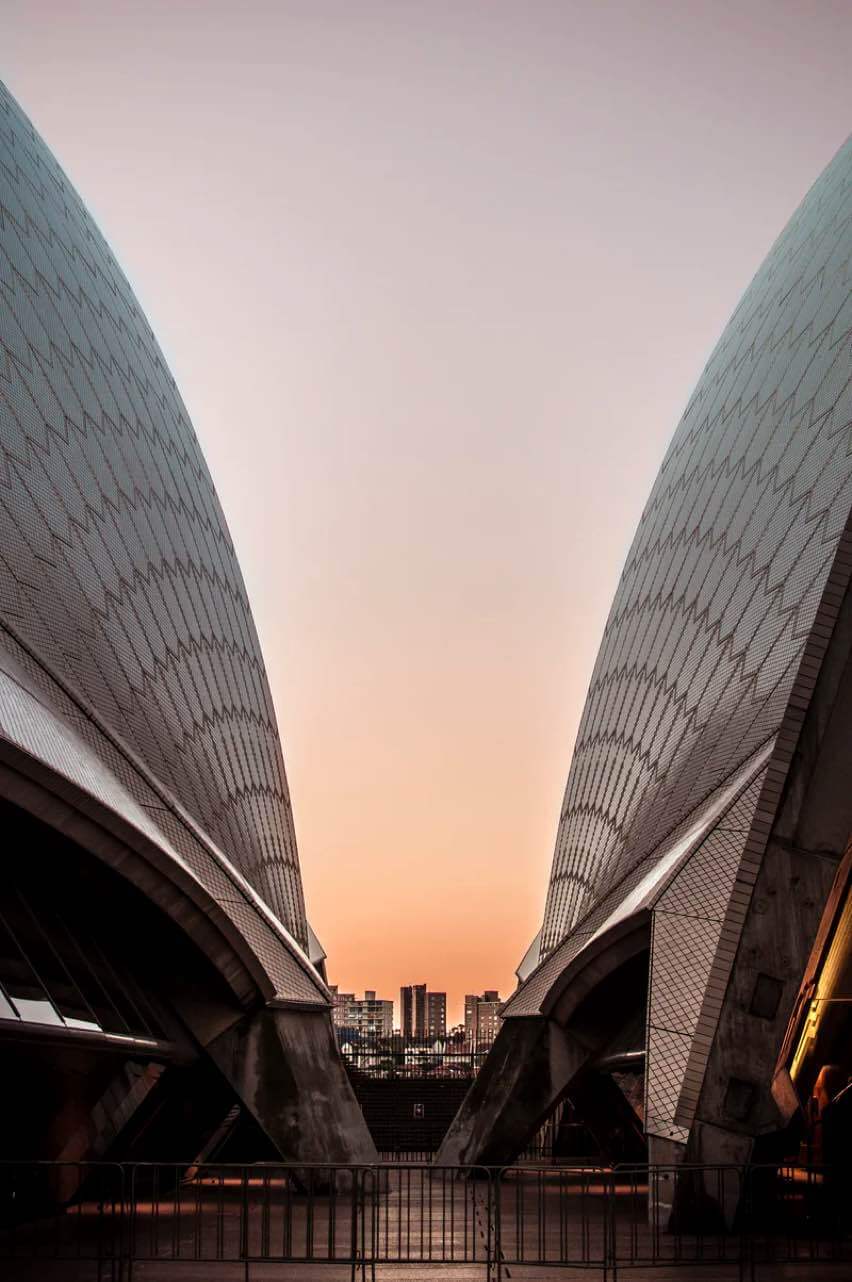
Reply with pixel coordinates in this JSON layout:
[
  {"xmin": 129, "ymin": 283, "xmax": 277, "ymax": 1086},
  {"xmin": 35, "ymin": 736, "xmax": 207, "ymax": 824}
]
[
  {"xmin": 656, "ymin": 826, "xmax": 746, "ymax": 919},
  {"xmin": 646, "ymin": 1026, "xmax": 692, "ymax": 1144},
  {"xmin": 648, "ymin": 914, "xmax": 721, "ymax": 1032},
  {"xmin": 0, "ymin": 82, "xmax": 308, "ymax": 946},
  {"xmin": 644, "ymin": 766, "xmax": 768, "ymax": 1138},
  {"xmin": 541, "ymin": 136, "xmax": 852, "ymax": 955}
]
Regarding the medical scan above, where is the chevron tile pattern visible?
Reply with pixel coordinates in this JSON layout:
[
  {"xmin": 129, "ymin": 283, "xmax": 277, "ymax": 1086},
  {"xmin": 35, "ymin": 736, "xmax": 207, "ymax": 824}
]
[
  {"xmin": 0, "ymin": 82, "xmax": 307, "ymax": 944},
  {"xmin": 541, "ymin": 136, "xmax": 852, "ymax": 956}
]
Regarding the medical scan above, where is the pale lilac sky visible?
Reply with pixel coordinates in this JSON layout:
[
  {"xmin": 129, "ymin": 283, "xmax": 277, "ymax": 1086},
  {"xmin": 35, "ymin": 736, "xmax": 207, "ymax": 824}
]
[{"xmin": 4, "ymin": 1, "xmax": 851, "ymax": 1024}]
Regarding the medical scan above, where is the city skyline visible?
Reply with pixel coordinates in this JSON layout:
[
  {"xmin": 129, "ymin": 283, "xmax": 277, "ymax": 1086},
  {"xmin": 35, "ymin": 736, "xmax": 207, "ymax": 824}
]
[
  {"xmin": 330, "ymin": 982, "xmax": 504, "ymax": 1033},
  {"xmin": 5, "ymin": 2, "xmax": 852, "ymax": 1016}
]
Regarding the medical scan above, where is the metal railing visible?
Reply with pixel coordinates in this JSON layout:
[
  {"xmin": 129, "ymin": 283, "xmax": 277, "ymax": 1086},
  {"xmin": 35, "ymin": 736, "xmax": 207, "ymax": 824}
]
[{"xmin": 0, "ymin": 1159, "xmax": 850, "ymax": 1279}]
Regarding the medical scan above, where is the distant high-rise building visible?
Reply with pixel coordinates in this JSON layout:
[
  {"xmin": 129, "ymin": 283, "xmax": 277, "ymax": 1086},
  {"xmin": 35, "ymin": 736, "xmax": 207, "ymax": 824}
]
[
  {"xmin": 465, "ymin": 991, "xmax": 502, "ymax": 1047},
  {"xmin": 426, "ymin": 991, "xmax": 447, "ymax": 1040},
  {"xmin": 401, "ymin": 984, "xmax": 447, "ymax": 1039},
  {"xmin": 400, "ymin": 983, "xmax": 427, "ymax": 1037}
]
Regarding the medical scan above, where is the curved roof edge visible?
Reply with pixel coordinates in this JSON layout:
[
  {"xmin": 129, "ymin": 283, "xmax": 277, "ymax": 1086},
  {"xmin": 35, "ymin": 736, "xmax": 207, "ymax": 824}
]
[
  {"xmin": 0, "ymin": 626, "xmax": 329, "ymax": 1010},
  {"xmin": 504, "ymin": 739, "xmax": 776, "ymax": 1019}
]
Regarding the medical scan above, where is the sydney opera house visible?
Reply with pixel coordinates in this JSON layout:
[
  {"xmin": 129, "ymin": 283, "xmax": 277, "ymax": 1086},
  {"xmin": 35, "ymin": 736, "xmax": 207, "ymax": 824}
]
[
  {"xmin": 441, "ymin": 133, "xmax": 852, "ymax": 1187},
  {"xmin": 0, "ymin": 81, "xmax": 375, "ymax": 1166},
  {"xmin": 2, "ymin": 67, "xmax": 852, "ymax": 1202}
]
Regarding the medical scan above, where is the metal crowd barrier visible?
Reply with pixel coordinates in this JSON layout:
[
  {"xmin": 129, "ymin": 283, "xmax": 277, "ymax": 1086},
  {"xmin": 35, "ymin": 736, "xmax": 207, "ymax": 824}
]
[{"xmin": 0, "ymin": 1159, "xmax": 850, "ymax": 1279}]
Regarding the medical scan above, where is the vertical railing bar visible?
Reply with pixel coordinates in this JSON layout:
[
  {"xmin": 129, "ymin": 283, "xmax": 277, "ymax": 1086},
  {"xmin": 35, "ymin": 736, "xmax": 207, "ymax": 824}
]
[
  {"xmin": 329, "ymin": 1165, "xmax": 336, "ymax": 1260},
  {"xmin": 462, "ymin": 1164, "xmax": 469, "ymax": 1260},
  {"xmin": 173, "ymin": 1163, "xmax": 180, "ymax": 1261},
  {"xmin": 152, "ymin": 1164, "xmax": 160, "ymax": 1261},
  {"xmin": 355, "ymin": 1166, "xmax": 363, "ymax": 1280},
  {"xmin": 738, "ymin": 1164, "xmax": 747, "ymax": 1282},
  {"xmin": 514, "ymin": 1165, "xmax": 521, "ymax": 1262},
  {"xmin": 216, "ymin": 1169, "xmax": 224, "ymax": 1262},
  {"xmin": 114, "ymin": 1165, "xmax": 122, "ymax": 1282},
  {"xmin": 127, "ymin": 1162, "xmax": 136, "ymax": 1281},
  {"xmin": 491, "ymin": 1168, "xmax": 498, "ymax": 1267},
  {"xmin": 566, "ymin": 1167, "xmax": 572, "ymax": 1266},
  {"xmin": 239, "ymin": 1166, "xmax": 248, "ymax": 1277},
  {"xmin": 192, "ymin": 1166, "xmax": 200, "ymax": 1262},
  {"xmin": 96, "ymin": 1166, "xmax": 105, "ymax": 1282},
  {"xmin": 427, "ymin": 1164, "xmax": 433, "ymax": 1261},
  {"xmin": 653, "ymin": 1166, "xmax": 661, "ymax": 1266},
  {"xmin": 441, "ymin": 1164, "xmax": 446, "ymax": 1260},
  {"xmin": 263, "ymin": 1169, "xmax": 270, "ymax": 1256},
  {"xmin": 419, "ymin": 1165, "xmax": 424, "ymax": 1260},
  {"xmin": 285, "ymin": 1163, "xmax": 292, "ymax": 1259},
  {"xmin": 349, "ymin": 1165, "xmax": 357, "ymax": 1271},
  {"xmin": 367, "ymin": 1165, "xmax": 375, "ymax": 1281}
]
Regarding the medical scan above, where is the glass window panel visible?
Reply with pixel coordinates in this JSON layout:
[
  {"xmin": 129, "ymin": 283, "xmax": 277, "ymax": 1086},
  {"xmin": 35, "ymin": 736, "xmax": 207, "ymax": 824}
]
[
  {"xmin": 11, "ymin": 894, "xmax": 102, "ymax": 1029},
  {"xmin": 0, "ymin": 909, "xmax": 51, "ymax": 1007},
  {"xmin": 48, "ymin": 917, "xmax": 134, "ymax": 1036},
  {"xmin": 11, "ymin": 996, "xmax": 63, "ymax": 1026},
  {"xmin": 81, "ymin": 933, "xmax": 154, "ymax": 1037},
  {"xmin": 25, "ymin": 900, "xmax": 104, "ymax": 1028}
]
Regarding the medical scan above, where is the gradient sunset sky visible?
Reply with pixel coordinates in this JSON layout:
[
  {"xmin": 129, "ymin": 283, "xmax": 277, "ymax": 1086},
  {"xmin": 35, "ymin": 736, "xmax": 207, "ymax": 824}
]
[{"xmin": 5, "ymin": 1, "xmax": 852, "ymax": 1025}]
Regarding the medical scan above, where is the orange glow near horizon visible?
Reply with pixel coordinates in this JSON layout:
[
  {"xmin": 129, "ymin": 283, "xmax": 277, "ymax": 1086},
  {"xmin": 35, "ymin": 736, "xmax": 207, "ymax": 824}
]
[{"xmin": 5, "ymin": 2, "xmax": 852, "ymax": 1026}]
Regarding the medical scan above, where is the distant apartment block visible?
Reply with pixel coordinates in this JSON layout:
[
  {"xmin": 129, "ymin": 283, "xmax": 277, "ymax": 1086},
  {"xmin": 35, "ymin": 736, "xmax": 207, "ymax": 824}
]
[
  {"xmin": 400, "ymin": 983, "xmax": 426, "ymax": 1038},
  {"xmin": 330, "ymin": 986, "xmax": 393, "ymax": 1037},
  {"xmin": 464, "ymin": 991, "xmax": 502, "ymax": 1047},
  {"xmin": 426, "ymin": 991, "xmax": 447, "ymax": 1040},
  {"xmin": 330, "ymin": 985, "xmax": 356, "ymax": 1028},
  {"xmin": 401, "ymin": 984, "xmax": 447, "ymax": 1039}
]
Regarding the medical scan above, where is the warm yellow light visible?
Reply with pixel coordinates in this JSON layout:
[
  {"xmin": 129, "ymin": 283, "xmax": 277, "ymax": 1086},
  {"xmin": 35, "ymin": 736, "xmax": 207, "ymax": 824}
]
[{"xmin": 791, "ymin": 998, "xmax": 823, "ymax": 1082}]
